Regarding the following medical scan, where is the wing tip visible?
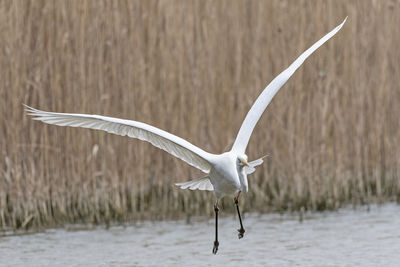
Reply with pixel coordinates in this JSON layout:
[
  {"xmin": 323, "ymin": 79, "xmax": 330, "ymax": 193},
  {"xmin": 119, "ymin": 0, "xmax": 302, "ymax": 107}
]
[
  {"xmin": 337, "ymin": 17, "xmax": 348, "ymax": 31},
  {"xmin": 23, "ymin": 104, "xmax": 44, "ymax": 117},
  {"xmin": 23, "ymin": 103, "xmax": 35, "ymax": 113}
]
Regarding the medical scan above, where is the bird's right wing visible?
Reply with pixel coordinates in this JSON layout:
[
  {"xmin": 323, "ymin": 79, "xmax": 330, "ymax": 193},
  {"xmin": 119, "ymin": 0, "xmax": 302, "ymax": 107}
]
[
  {"xmin": 244, "ymin": 155, "xmax": 268, "ymax": 175},
  {"xmin": 25, "ymin": 105, "xmax": 215, "ymax": 173},
  {"xmin": 232, "ymin": 18, "xmax": 347, "ymax": 154}
]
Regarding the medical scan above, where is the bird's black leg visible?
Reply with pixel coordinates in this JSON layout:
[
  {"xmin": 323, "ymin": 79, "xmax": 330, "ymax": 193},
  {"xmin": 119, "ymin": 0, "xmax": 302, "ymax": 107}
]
[
  {"xmin": 235, "ymin": 192, "xmax": 245, "ymax": 239},
  {"xmin": 212, "ymin": 201, "xmax": 219, "ymax": 254}
]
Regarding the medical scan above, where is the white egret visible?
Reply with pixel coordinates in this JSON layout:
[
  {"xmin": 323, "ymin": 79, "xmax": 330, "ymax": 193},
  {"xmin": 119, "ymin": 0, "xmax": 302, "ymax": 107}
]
[{"xmin": 25, "ymin": 18, "xmax": 346, "ymax": 254}]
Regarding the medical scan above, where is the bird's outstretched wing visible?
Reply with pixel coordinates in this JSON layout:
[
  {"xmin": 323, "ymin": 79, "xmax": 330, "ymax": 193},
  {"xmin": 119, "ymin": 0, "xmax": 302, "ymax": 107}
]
[
  {"xmin": 232, "ymin": 18, "xmax": 347, "ymax": 154},
  {"xmin": 25, "ymin": 105, "xmax": 215, "ymax": 173}
]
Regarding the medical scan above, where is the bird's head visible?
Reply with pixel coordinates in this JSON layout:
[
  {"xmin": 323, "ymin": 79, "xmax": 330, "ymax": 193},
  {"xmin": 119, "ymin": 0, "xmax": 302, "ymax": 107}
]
[{"xmin": 238, "ymin": 155, "xmax": 249, "ymax": 167}]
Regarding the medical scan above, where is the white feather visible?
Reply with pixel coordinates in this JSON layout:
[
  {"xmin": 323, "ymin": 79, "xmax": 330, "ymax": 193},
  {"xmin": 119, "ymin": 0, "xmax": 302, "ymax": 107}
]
[
  {"xmin": 175, "ymin": 176, "xmax": 214, "ymax": 191},
  {"xmin": 25, "ymin": 105, "xmax": 215, "ymax": 173},
  {"xmin": 244, "ymin": 155, "xmax": 268, "ymax": 175},
  {"xmin": 232, "ymin": 18, "xmax": 347, "ymax": 154}
]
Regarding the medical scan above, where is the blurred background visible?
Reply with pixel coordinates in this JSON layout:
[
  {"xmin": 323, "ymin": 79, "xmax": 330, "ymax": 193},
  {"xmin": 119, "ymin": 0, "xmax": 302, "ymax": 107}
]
[{"xmin": 1, "ymin": 0, "xmax": 400, "ymax": 231}]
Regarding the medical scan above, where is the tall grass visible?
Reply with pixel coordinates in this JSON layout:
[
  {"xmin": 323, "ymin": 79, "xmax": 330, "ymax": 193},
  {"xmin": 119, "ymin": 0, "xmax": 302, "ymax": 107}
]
[{"xmin": 1, "ymin": 0, "xmax": 400, "ymax": 231}]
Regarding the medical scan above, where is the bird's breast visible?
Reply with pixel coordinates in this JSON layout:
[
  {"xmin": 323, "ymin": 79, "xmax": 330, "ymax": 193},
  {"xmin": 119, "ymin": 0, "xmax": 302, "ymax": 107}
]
[{"xmin": 209, "ymin": 162, "xmax": 241, "ymax": 197}]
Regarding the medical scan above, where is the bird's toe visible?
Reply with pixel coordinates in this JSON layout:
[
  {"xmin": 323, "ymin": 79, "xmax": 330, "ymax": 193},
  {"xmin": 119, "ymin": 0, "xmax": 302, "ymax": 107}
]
[
  {"xmin": 237, "ymin": 228, "xmax": 245, "ymax": 239},
  {"xmin": 212, "ymin": 241, "xmax": 219, "ymax": 254}
]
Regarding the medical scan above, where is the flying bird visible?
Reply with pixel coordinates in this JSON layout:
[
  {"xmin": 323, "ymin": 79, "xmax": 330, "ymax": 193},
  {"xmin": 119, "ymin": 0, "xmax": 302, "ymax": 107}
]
[{"xmin": 25, "ymin": 18, "xmax": 346, "ymax": 254}]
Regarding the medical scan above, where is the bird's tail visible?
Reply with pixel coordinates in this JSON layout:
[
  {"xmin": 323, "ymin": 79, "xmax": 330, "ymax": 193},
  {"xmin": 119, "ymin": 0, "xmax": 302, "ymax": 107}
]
[{"xmin": 175, "ymin": 175, "xmax": 214, "ymax": 191}]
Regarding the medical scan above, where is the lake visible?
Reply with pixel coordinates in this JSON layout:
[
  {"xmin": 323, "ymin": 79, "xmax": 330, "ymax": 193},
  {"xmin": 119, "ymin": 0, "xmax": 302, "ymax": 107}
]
[{"xmin": 1, "ymin": 203, "xmax": 399, "ymax": 266}]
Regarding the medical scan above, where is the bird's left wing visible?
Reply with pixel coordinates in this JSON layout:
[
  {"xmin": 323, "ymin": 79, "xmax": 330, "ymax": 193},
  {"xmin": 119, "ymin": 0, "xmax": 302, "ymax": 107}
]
[
  {"xmin": 231, "ymin": 18, "xmax": 347, "ymax": 154},
  {"xmin": 25, "ymin": 105, "xmax": 215, "ymax": 173}
]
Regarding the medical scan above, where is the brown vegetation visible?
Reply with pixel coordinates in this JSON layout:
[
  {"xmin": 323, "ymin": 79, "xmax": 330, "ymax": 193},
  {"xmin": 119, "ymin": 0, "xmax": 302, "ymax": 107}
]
[{"xmin": 1, "ymin": 0, "xmax": 400, "ymax": 231}]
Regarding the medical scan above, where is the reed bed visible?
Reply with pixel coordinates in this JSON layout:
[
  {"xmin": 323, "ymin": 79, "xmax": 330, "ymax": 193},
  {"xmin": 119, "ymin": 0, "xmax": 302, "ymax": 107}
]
[{"xmin": 1, "ymin": 0, "xmax": 400, "ymax": 231}]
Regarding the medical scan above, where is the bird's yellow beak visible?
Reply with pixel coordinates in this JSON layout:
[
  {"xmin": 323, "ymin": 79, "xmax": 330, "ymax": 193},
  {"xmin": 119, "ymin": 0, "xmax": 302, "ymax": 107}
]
[{"xmin": 240, "ymin": 158, "xmax": 249, "ymax": 167}]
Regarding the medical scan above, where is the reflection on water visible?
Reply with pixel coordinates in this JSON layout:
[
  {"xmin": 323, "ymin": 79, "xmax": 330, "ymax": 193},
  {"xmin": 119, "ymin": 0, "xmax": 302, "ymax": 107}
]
[{"xmin": 1, "ymin": 203, "xmax": 400, "ymax": 267}]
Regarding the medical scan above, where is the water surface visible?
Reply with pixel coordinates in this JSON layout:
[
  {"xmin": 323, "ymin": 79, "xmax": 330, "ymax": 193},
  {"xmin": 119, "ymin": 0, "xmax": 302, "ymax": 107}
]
[{"xmin": 1, "ymin": 203, "xmax": 399, "ymax": 266}]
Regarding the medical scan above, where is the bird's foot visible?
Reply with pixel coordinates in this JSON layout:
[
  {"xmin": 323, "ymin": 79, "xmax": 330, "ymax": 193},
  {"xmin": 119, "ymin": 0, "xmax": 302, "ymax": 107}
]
[
  {"xmin": 212, "ymin": 240, "xmax": 219, "ymax": 254},
  {"xmin": 237, "ymin": 228, "xmax": 245, "ymax": 239}
]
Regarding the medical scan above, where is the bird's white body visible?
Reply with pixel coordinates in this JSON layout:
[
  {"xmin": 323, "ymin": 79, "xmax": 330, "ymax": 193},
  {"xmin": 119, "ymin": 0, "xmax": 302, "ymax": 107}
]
[
  {"xmin": 208, "ymin": 152, "xmax": 246, "ymax": 198},
  {"xmin": 25, "ymin": 18, "xmax": 346, "ymax": 202}
]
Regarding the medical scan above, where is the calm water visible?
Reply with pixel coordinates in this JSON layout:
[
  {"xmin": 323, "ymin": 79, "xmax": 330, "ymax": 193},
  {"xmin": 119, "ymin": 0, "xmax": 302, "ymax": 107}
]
[{"xmin": 1, "ymin": 203, "xmax": 400, "ymax": 267}]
